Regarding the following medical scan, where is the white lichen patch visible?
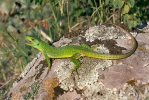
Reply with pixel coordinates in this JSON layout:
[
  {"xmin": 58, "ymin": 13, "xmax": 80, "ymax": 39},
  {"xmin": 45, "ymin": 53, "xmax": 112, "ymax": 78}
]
[
  {"xmin": 54, "ymin": 57, "xmax": 112, "ymax": 92},
  {"xmin": 130, "ymin": 32, "xmax": 138, "ymax": 37},
  {"xmin": 118, "ymin": 84, "xmax": 137, "ymax": 100},
  {"xmin": 95, "ymin": 44, "xmax": 110, "ymax": 54},
  {"xmin": 82, "ymin": 82, "xmax": 119, "ymax": 100},
  {"xmin": 84, "ymin": 25, "xmax": 131, "ymax": 42},
  {"xmin": 74, "ymin": 59, "xmax": 112, "ymax": 90},
  {"xmin": 54, "ymin": 60, "xmax": 75, "ymax": 91},
  {"xmin": 19, "ymin": 53, "xmax": 42, "ymax": 79},
  {"xmin": 81, "ymin": 82, "xmax": 137, "ymax": 100},
  {"xmin": 54, "ymin": 37, "xmax": 73, "ymax": 47}
]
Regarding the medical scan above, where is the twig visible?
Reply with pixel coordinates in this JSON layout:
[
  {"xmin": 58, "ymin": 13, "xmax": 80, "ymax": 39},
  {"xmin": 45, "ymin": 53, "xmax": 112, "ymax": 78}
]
[
  {"xmin": 40, "ymin": 29, "xmax": 53, "ymax": 42},
  {"xmin": 69, "ymin": 20, "xmax": 86, "ymax": 32}
]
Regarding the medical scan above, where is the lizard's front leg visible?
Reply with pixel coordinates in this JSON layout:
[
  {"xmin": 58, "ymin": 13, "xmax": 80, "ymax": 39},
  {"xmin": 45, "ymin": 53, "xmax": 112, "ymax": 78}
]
[
  {"xmin": 43, "ymin": 50, "xmax": 51, "ymax": 69},
  {"xmin": 71, "ymin": 53, "xmax": 82, "ymax": 71}
]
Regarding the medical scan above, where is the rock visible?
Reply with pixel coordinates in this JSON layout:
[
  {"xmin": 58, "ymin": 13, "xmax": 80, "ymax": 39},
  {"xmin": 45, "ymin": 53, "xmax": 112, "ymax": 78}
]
[{"xmin": 6, "ymin": 23, "xmax": 149, "ymax": 100}]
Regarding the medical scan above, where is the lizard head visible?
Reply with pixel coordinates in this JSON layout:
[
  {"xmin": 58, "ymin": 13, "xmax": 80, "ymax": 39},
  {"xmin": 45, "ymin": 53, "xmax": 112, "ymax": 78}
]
[
  {"xmin": 26, "ymin": 36, "xmax": 43, "ymax": 52},
  {"xmin": 26, "ymin": 36, "xmax": 51, "ymax": 67}
]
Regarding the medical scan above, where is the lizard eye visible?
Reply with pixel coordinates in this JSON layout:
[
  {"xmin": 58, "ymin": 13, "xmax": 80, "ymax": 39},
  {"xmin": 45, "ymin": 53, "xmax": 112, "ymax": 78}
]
[{"xmin": 37, "ymin": 43, "xmax": 39, "ymax": 45}]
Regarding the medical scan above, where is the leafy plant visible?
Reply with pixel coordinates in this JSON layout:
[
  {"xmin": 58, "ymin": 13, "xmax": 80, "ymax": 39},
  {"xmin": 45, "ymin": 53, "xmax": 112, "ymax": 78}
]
[{"xmin": 89, "ymin": 0, "xmax": 148, "ymax": 28}]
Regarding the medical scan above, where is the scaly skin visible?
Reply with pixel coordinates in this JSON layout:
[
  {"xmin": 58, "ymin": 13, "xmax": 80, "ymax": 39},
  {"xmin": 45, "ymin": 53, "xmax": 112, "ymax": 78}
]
[{"xmin": 26, "ymin": 24, "xmax": 137, "ymax": 69}]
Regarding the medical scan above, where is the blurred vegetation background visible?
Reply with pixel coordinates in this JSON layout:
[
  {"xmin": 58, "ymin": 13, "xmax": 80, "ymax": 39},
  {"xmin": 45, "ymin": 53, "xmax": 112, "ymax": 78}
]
[{"xmin": 0, "ymin": 0, "xmax": 148, "ymax": 99}]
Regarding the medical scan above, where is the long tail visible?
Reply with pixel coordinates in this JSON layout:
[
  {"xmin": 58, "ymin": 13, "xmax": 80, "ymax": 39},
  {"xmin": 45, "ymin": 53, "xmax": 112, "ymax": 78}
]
[{"xmin": 87, "ymin": 23, "xmax": 137, "ymax": 60}]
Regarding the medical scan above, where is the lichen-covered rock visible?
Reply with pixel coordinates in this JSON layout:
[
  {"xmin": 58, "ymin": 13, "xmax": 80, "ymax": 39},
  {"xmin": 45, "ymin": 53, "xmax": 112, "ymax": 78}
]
[{"xmin": 6, "ymin": 23, "xmax": 149, "ymax": 100}]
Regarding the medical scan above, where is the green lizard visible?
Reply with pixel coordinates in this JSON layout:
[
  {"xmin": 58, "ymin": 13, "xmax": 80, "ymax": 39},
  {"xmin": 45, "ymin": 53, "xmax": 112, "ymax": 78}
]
[{"xmin": 26, "ymin": 24, "xmax": 137, "ymax": 70}]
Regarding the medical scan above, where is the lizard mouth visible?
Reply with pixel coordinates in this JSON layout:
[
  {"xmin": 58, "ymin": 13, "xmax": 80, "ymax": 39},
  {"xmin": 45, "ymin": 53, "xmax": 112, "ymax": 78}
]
[
  {"xmin": 26, "ymin": 42, "xmax": 32, "ymax": 46},
  {"xmin": 26, "ymin": 36, "xmax": 35, "ymax": 46},
  {"xmin": 26, "ymin": 36, "xmax": 41, "ymax": 48}
]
